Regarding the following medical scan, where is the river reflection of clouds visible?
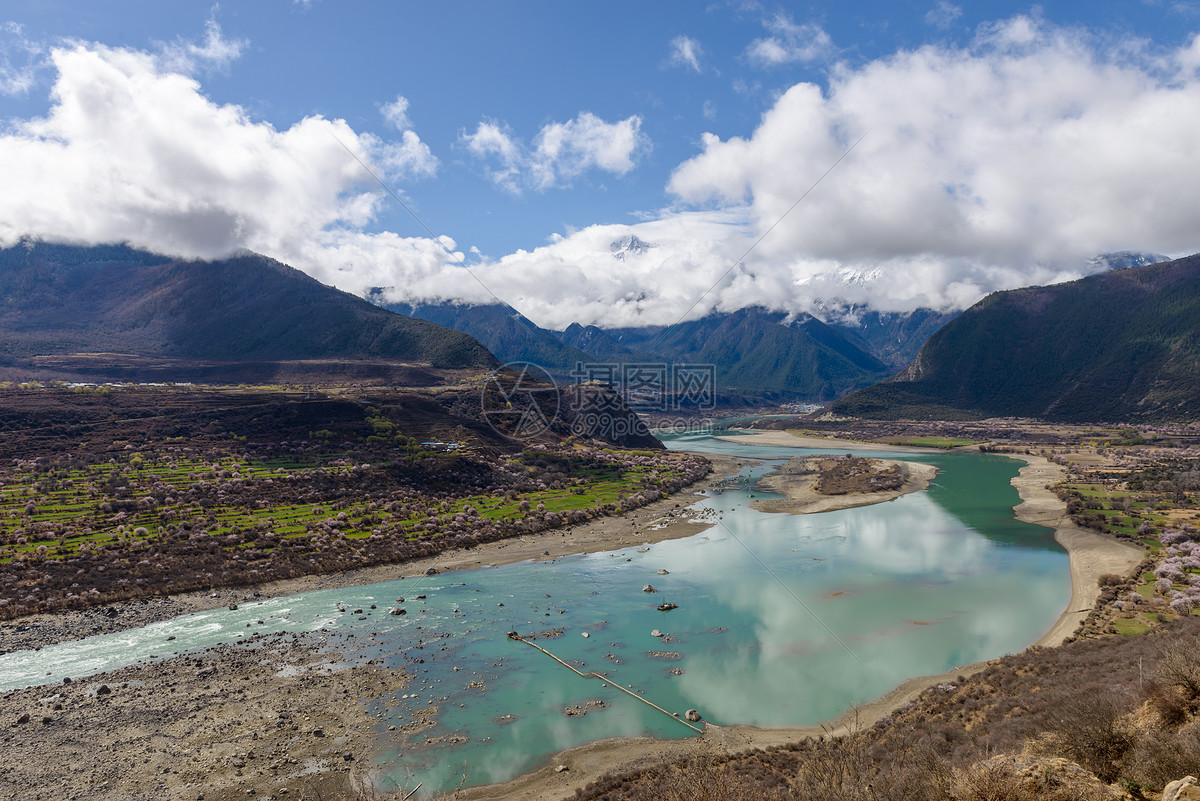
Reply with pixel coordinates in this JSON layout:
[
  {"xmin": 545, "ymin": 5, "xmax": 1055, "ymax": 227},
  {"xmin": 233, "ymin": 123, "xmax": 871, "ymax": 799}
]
[{"xmin": 665, "ymin": 477, "xmax": 1067, "ymax": 726}]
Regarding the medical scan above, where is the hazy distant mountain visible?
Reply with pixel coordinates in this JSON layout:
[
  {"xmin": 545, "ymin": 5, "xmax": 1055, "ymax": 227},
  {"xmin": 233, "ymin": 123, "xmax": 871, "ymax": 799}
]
[
  {"xmin": 557, "ymin": 322, "xmax": 658, "ymax": 364},
  {"xmin": 818, "ymin": 252, "xmax": 1167, "ymax": 369},
  {"xmin": 598, "ymin": 307, "xmax": 891, "ymax": 401},
  {"xmin": 833, "ymin": 252, "xmax": 1200, "ymax": 422},
  {"xmin": 370, "ymin": 250, "xmax": 1169, "ymax": 405},
  {"xmin": 827, "ymin": 308, "xmax": 963, "ymax": 370},
  {"xmin": 385, "ymin": 301, "xmax": 593, "ymax": 370},
  {"xmin": 0, "ymin": 242, "xmax": 497, "ymax": 375},
  {"xmin": 386, "ymin": 301, "xmax": 889, "ymax": 401}
]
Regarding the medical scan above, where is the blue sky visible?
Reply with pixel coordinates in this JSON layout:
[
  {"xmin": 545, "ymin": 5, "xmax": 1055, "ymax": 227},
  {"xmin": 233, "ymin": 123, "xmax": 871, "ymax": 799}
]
[{"xmin": 3, "ymin": 1, "xmax": 1200, "ymax": 327}]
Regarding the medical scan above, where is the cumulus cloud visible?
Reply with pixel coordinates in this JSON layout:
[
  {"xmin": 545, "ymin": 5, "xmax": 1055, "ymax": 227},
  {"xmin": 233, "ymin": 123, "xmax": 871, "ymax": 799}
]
[
  {"xmin": 374, "ymin": 130, "xmax": 438, "ymax": 180},
  {"xmin": 650, "ymin": 16, "xmax": 1200, "ymax": 317},
  {"xmin": 375, "ymin": 95, "xmax": 438, "ymax": 179},
  {"xmin": 745, "ymin": 14, "xmax": 833, "ymax": 66},
  {"xmin": 667, "ymin": 35, "xmax": 703, "ymax": 72},
  {"xmin": 7, "ymin": 16, "xmax": 1200, "ymax": 333},
  {"xmin": 0, "ymin": 40, "xmax": 446, "ymax": 296},
  {"xmin": 461, "ymin": 111, "xmax": 648, "ymax": 193},
  {"xmin": 445, "ymin": 15, "xmax": 1200, "ymax": 328},
  {"xmin": 460, "ymin": 120, "xmax": 523, "ymax": 192}
]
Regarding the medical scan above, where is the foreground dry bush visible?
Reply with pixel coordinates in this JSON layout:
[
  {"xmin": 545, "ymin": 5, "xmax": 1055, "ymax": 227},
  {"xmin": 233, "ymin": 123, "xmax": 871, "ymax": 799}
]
[{"xmin": 949, "ymin": 756, "xmax": 1119, "ymax": 801}]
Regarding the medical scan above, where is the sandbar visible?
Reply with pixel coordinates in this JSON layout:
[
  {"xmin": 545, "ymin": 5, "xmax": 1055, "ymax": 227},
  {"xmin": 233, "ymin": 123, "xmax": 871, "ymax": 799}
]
[{"xmin": 750, "ymin": 456, "xmax": 937, "ymax": 515}]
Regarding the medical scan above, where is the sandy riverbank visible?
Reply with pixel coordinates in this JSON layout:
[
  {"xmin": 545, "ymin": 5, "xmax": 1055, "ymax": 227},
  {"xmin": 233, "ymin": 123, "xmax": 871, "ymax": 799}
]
[
  {"xmin": 716, "ymin": 430, "xmax": 939, "ymax": 453},
  {"xmin": 1, "ymin": 455, "xmax": 747, "ymax": 655},
  {"xmin": 1009, "ymin": 454, "xmax": 1145, "ymax": 647},
  {"xmin": 457, "ymin": 439, "xmax": 1145, "ymax": 801},
  {"xmin": 0, "ymin": 629, "xmax": 412, "ymax": 801},
  {"xmin": 750, "ymin": 456, "xmax": 938, "ymax": 515}
]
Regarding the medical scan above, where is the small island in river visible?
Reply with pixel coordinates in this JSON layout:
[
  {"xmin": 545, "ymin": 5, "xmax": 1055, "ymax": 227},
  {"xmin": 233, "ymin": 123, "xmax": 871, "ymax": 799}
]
[{"xmin": 751, "ymin": 454, "xmax": 938, "ymax": 515}]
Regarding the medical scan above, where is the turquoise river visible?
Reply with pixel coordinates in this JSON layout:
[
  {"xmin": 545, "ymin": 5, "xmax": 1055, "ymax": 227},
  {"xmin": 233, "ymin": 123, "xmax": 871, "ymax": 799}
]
[{"xmin": 0, "ymin": 431, "xmax": 1070, "ymax": 796}]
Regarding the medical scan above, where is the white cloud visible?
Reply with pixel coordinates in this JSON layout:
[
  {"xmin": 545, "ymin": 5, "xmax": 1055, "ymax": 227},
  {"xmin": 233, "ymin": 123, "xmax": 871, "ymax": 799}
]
[
  {"xmin": 462, "ymin": 112, "xmax": 649, "ymax": 194},
  {"xmin": 434, "ymin": 14, "xmax": 1200, "ymax": 328},
  {"xmin": 745, "ymin": 14, "xmax": 833, "ymax": 67},
  {"xmin": 380, "ymin": 95, "xmax": 411, "ymax": 130},
  {"xmin": 445, "ymin": 210, "xmax": 760, "ymax": 328},
  {"xmin": 667, "ymin": 35, "xmax": 703, "ymax": 72},
  {"xmin": 156, "ymin": 16, "xmax": 247, "ymax": 74},
  {"xmin": 375, "ymin": 129, "xmax": 438, "ymax": 180},
  {"xmin": 374, "ymin": 95, "xmax": 438, "ymax": 179},
  {"xmin": 7, "ymin": 17, "xmax": 1200, "ymax": 334},
  {"xmin": 461, "ymin": 120, "xmax": 524, "ymax": 193},
  {"xmin": 1181, "ymin": 31, "xmax": 1200, "ymax": 72},
  {"xmin": 0, "ymin": 41, "xmax": 445, "ymax": 295},
  {"xmin": 0, "ymin": 21, "xmax": 44, "ymax": 95},
  {"xmin": 659, "ymin": 16, "xmax": 1200, "ymax": 316},
  {"xmin": 925, "ymin": 1, "xmax": 963, "ymax": 30}
]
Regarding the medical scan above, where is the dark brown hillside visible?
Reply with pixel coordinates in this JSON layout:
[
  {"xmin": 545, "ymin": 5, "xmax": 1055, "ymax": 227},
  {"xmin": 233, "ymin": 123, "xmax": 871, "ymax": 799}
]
[
  {"xmin": 0, "ymin": 242, "xmax": 497, "ymax": 374},
  {"xmin": 833, "ymin": 253, "xmax": 1200, "ymax": 422}
]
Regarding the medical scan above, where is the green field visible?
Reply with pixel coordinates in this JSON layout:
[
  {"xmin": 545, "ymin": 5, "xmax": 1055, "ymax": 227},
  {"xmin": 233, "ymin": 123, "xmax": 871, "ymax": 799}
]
[
  {"xmin": 885, "ymin": 436, "xmax": 977, "ymax": 449},
  {"xmin": 0, "ymin": 449, "xmax": 689, "ymax": 564}
]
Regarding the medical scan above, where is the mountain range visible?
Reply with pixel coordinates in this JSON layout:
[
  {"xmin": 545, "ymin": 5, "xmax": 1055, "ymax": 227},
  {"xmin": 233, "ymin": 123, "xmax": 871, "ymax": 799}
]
[
  {"xmin": 833, "ymin": 252, "xmax": 1199, "ymax": 422},
  {"xmin": 388, "ymin": 300, "xmax": 961, "ymax": 403},
  {"xmin": 0, "ymin": 241, "xmax": 497, "ymax": 382},
  {"xmin": 8, "ymin": 240, "xmax": 1192, "ymax": 424}
]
